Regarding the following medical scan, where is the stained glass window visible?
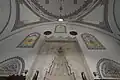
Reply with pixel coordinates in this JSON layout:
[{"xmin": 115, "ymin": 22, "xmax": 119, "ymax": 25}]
[
  {"xmin": 81, "ymin": 33, "xmax": 105, "ymax": 50},
  {"xmin": 0, "ymin": 56, "xmax": 25, "ymax": 76},
  {"xmin": 17, "ymin": 32, "xmax": 40, "ymax": 48},
  {"xmin": 97, "ymin": 58, "xmax": 120, "ymax": 78}
]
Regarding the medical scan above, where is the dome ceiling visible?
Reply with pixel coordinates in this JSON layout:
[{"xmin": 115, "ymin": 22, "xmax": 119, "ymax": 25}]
[
  {"xmin": 0, "ymin": 0, "xmax": 114, "ymax": 36},
  {"xmin": 24, "ymin": 0, "xmax": 100, "ymax": 21}
]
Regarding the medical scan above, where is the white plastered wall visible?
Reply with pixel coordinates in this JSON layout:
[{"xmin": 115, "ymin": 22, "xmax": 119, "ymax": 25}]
[{"xmin": 0, "ymin": 23, "xmax": 120, "ymax": 79}]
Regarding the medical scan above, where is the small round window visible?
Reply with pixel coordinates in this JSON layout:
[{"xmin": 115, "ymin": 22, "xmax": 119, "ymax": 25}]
[
  {"xmin": 44, "ymin": 31, "xmax": 52, "ymax": 35},
  {"xmin": 69, "ymin": 31, "xmax": 78, "ymax": 36}
]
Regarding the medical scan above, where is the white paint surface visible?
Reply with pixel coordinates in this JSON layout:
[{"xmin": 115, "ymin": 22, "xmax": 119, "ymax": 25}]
[{"xmin": 0, "ymin": 23, "xmax": 120, "ymax": 79}]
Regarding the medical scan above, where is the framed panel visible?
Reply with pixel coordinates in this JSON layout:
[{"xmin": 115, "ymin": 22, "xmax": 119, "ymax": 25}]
[
  {"xmin": 81, "ymin": 33, "xmax": 106, "ymax": 50},
  {"xmin": 17, "ymin": 32, "xmax": 40, "ymax": 48}
]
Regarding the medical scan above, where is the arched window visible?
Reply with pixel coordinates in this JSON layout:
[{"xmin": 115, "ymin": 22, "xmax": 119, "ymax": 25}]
[
  {"xmin": 17, "ymin": 32, "xmax": 40, "ymax": 48},
  {"xmin": 54, "ymin": 25, "xmax": 67, "ymax": 33},
  {"xmin": 81, "ymin": 33, "xmax": 105, "ymax": 50}
]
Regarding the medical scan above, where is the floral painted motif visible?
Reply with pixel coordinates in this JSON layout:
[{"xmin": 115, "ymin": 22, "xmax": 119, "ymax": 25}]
[
  {"xmin": 81, "ymin": 33, "xmax": 105, "ymax": 50},
  {"xmin": 17, "ymin": 32, "xmax": 40, "ymax": 48},
  {"xmin": 55, "ymin": 25, "xmax": 67, "ymax": 33},
  {"xmin": 0, "ymin": 56, "xmax": 25, "ymax": 76},
  {"xmin": 97, "ymin": 58, "xmax": 120, "ymax": 78}
]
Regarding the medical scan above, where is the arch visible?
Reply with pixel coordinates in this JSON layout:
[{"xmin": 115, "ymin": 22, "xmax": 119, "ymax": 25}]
[
  {"xmin": 0, "ymin": 56, "xmax": 25, "ymax": 76},
  {"xmin": 54, "ymin": 25, "xmax": 67, "ymax": 33},
  {"xmin": 97, "ymin": 58, "xmax": 120, "ymax": 78},
  {"xmin": 81, "ymin": 33, "xmax": 105, "ymax": 50},
  {"xmin": 0, "ymin": 0, "xmax": 11, "ymax": 35},
  {"xmin": 17, "ymin": 32, "xmax": 40, "ymax": 48}
]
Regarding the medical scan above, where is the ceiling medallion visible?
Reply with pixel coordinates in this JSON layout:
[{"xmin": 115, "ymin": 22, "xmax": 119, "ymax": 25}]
[{"xmin": 24, "ymin": 0, "xmax": 100, "ymax": 20}]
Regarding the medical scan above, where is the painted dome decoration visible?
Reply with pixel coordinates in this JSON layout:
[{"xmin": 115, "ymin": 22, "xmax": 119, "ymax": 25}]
[
  {"xmin": 0, "ymin": 56, "xmax": 25, "ymax": 76},
  {"xmin": 23, "ymin": 0, "xmax": 100, "ymax": 21},
  {"xmin": 97, "ymin": 58, "xmax": 120, "ymax": 78},
  {"xmin": 17, "ymin": 32, "xmax": 40, "ymax": 48}
]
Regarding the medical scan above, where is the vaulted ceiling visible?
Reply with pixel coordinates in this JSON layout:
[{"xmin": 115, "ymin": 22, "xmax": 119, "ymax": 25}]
[
  {"xmin": 0, "ymin": 0, "xmax": 120, "ymax": 39},
  {"xmin": 24, "ymin": 0, "xmax": 100, "ymax": 21}
]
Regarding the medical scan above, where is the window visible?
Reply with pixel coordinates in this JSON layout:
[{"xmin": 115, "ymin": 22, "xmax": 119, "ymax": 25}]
[
  {"xmin": 17, "ymin": 32, "xmax": 40, "ymax": 48},
  {"xmin": 81, "ymin": 33, "xmax": 105, "ymax": 50}
]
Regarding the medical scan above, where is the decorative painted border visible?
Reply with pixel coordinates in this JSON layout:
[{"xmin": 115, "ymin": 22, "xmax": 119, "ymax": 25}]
[
  {"xmin": 0, "ymin": 56, "xmax": 25, "ymax": 75},
  {"xmin": 54, "ymin": 25, "xmax": 67, "ymax": 33},
  {"xmin": 81, "ymin": 33, "xmax": 106, "ymax": 50},
  {"xmin": 11, "ymin": 0, "xmax": 51, "ymax": 31},
  {"xmin": 11, "ymin": 0, "xmax": 21, "ymax": 31},
  {"xmin": 24, "ymin": 0, "xmax": 92, "ymax": 18},
  {"xmin": 73, "ymin": 0, "xmax": 113, "ymax": 33},
  {"xmin": 0, "ymin": 0, "xmax": 12, "ymax": 35},
  {"xmin": 113, "ymin": 0, "xmax": 120, "ymax": 32},
  {"xmin": 103, "ymin": 0, "xmax": 113, "ymax": 33},
  {"xmin": 97, "ymin": 58, "xmax": 120, "ymax": 78},
  {"xmin": 23, "ymin": 0, "xmax": 100, "ymax": 20},
  {"xmin": 17, "ymin": 32, "xmax": 40, "ymax": 48}
]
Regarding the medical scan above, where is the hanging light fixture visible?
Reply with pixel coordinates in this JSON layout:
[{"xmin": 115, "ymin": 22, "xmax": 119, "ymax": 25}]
[{"xmin": 58, "ymin": 19, "xmax": 64, "ymax": 21}]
